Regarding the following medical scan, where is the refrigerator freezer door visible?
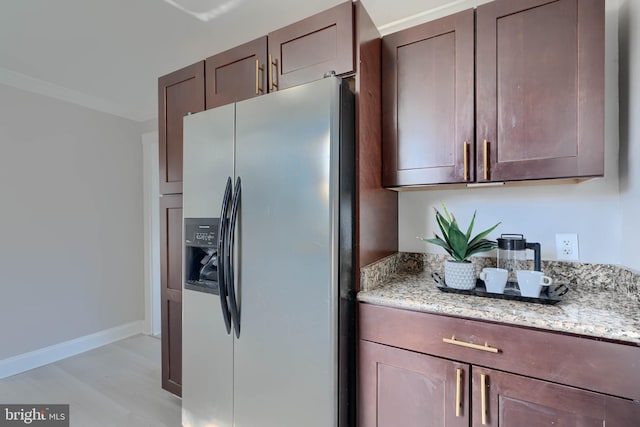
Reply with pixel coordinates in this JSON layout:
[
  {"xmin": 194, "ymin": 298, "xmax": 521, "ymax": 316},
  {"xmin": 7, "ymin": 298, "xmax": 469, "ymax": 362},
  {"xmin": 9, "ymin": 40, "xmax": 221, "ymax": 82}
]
[
  {"xmin": 183, "ymin": 104, "xmax": 235, "ymax": 219},
  {"xmin": 182, "ymin": 104, "xmax": 235, "ymax": 427},
  {"xmin": 233, "ymin": 78, "xmax": 342, "ymax": 427}
]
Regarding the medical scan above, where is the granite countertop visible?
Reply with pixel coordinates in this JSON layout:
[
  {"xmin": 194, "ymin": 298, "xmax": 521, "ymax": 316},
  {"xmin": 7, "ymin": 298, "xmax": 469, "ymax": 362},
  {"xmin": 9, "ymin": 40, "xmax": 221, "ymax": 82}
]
[{"xmin": 358, "ymin": 254, "xmax": 640, "ymax": 346}]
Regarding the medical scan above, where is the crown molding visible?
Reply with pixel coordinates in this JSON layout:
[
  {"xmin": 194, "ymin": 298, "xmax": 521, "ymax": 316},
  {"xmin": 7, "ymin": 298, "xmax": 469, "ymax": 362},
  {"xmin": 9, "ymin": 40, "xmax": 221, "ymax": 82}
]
[
  {"xmin": 0, "ymin": 67, "xmax": 154, "ymax": 122},
  {"xmin": 377, "ymin": 0, "xmax": 493, "ymax": 35}
]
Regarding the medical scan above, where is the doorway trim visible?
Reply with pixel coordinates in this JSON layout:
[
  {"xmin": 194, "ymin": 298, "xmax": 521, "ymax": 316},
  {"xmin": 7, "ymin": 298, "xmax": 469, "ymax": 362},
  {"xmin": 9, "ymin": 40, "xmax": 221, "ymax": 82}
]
[{"xmin": 142, "ymin": 131, "xmax": 161, "ymax": 336}]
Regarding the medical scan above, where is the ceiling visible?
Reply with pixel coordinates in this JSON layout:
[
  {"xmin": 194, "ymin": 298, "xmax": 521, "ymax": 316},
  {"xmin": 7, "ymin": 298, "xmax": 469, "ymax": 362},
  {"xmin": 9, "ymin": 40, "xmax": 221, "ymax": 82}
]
[{"xmin": 0, "ymin": 0, "xmax": 482, "ymax": 122}]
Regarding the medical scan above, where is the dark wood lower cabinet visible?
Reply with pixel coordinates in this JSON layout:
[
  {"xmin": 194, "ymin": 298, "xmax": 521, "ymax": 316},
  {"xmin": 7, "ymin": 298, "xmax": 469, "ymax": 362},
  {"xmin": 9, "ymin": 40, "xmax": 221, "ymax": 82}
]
[
  {"xmin": 358, "ymin": 303, "xmax": 640, "ymax": 426},
  {"xmin": 160, "ymin": 194, "xmax": 183, "ymax": 396},
  {"xmin": 359, "ymin": 339, "xmax": 640, "ymax": 427},
  {"xmin": 473, "ymin": 368, "xmax": 640, "ymax": 426},
  {"xmin": 359, "ymin": 340, "xmax": 469, "ymax": 427}
]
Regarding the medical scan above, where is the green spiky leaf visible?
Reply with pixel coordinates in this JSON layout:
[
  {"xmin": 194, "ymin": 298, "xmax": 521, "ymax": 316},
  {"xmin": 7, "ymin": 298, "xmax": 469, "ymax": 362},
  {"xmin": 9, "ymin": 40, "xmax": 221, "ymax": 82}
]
[
  {"xmin": 419, "ymin": 204, "xmax": 500, "ymax": 262},
  {"xmin": 467, "ymin": 221, "xmax": 501, "ymax": 249},
  {"xmin": 466, "ymin": 211, "xmax": 477, "ymax": 241}
]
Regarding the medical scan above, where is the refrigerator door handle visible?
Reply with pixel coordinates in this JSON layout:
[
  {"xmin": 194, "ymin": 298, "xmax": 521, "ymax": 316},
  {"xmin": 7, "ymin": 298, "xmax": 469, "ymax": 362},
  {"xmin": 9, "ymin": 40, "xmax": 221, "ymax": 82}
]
[
  {"xmin": 217, "ymin": 177, "xmax": 233, "ymax": 335},
  {"xmin": 226, "ymin": 176, "xmax": 242, "ymax": 338}
]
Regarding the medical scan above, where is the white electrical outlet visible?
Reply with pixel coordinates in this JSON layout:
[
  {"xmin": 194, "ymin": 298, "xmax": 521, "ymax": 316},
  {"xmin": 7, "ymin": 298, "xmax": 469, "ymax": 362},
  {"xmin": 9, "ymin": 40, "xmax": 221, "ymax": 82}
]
[{"xmin": 555, "ymin": 233, "xmax": 580, "ymax": 261}]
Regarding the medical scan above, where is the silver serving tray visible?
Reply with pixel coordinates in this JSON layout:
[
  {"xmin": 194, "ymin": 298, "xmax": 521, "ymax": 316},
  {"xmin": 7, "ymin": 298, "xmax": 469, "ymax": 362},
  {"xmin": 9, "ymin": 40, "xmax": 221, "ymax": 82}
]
[{"xmin": 432, "ymin": 273, "xmax": 569, "ymax": 305}]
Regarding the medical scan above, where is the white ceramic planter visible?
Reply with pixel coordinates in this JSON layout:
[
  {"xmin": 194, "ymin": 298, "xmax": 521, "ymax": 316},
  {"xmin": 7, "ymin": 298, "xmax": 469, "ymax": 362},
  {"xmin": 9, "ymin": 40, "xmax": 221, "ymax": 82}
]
[{"xmin": 444, "ymin": 260, "xmax": 476, "ymax": 290}]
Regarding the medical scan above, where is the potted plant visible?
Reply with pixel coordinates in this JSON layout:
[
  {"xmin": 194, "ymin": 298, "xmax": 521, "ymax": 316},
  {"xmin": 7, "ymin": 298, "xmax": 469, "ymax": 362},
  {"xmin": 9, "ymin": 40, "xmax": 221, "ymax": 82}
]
[{"xmin": 420, "ymin": 205, "xmax": 500, "ymax": 290}]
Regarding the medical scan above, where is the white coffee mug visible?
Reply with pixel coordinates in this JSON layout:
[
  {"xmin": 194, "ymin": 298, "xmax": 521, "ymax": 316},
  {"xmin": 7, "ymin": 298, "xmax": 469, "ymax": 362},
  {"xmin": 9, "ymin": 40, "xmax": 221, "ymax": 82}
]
[
  {"xmin": 516, "ymin": 270, "xmax": 553, "ymax": 298},
  {"xmin": 479, "ymin": 268, "xmax": 508, "ymax": 294}
]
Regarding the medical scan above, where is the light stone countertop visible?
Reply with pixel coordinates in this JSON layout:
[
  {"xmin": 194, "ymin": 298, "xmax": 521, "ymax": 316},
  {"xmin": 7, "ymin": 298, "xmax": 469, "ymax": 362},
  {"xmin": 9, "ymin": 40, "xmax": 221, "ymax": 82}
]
[{"xmin": 357, "ymin": 269, "xmax": 640, "ymax": 345}]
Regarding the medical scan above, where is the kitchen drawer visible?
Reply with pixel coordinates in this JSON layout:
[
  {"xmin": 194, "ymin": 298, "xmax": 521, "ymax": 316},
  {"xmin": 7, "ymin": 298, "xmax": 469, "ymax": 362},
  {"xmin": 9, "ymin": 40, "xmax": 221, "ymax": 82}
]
[{"xmin": 359, "ymin": 303, "xmax": 640, "ymax": 400}]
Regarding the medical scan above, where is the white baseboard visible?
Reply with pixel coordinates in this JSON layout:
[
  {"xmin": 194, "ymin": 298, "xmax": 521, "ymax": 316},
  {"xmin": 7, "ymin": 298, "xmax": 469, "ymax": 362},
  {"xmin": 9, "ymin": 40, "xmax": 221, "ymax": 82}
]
[{"xmin": 0, "ymin": 320, "xmax": 145, "ymax": 379}]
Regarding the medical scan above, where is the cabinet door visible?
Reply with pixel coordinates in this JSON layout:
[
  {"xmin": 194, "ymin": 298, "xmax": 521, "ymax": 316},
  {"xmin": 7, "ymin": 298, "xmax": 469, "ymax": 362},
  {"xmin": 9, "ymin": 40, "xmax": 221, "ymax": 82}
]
[
  {"xmin": 472, "ymin": 368, "xmax": 640, "ymax": 427},
  {"xmin": 382, "ymin": 9, "xmax": 474, "ymax": 187},
  {"xmin": 160, "ymin": 194, "xmax": 183, "ymax": 396},
  {"xmin": 158, "ymin": 62, "xmax": 205, "ymax": 194},
  {"xmin": 268, "ymin": 1, "xmax": 353, "ymax": 91},
  {"xmin": 205, "ymin": 36, "xmax": 268, "ymax": 109},
  {"xmin": 359, "ymin": 340, "xmax": 469, "ymax": 427},
  {"xmin": 476, "ymin": 0, "xmax": 604, "ymax": 182}
]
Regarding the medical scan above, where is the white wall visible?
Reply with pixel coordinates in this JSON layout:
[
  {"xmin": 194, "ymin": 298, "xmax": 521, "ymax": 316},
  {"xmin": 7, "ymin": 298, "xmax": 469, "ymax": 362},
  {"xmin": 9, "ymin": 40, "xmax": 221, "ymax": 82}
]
[
  {"xmin": 398, "ymin": 0, "xmax": 624, "ymax": 266},
  {"xmin": 0, "ymin": 83, "xmax": 145, "ymax": 359},
  {"xmin": 619, "ymin": 0, "xmax": 640, "ymax": 271}
]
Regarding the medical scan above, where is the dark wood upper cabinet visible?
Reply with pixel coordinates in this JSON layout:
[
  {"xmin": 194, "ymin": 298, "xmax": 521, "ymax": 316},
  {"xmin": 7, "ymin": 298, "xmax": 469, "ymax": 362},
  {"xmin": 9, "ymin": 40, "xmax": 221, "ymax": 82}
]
[
  {"xmin": 268, "ymin": 1, "xmax": 354, "ymax": 91},
  {"xmin": 158, "ymin": 62, "xmax": 205, "ymax": 194},
  {"xmin": 205, "ymin": 37, "xmax": 268, "ymax": 110},
  {"xmin": 382, "ymin": 0, "xmax": 604, "ymax": 188},
  {"xmin": 382, "ymin": 10, "xmax": 475, "ymax": 187},
  {"xmin": 206, "ymin": 2, "xmax": 356, "ymax": 108},
  {"xmin": 476, "ymin": 0, "xmax": 604, "ymax": 182}
]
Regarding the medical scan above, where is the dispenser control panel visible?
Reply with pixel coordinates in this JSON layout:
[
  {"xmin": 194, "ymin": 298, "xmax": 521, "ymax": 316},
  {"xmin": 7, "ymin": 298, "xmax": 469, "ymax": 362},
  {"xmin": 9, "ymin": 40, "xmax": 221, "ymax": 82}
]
[{"xmin": 185, "ymin": 218, "xmax": 219, "ymax": 248}]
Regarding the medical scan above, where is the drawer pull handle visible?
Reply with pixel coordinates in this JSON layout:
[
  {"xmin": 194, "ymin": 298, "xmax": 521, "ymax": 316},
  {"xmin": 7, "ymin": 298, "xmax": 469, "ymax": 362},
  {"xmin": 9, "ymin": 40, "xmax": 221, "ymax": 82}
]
[
  {"xmin": 463, "ymin": 141, "xmax": 470, "ymax": 181},
  {"xmin": 443, "ymin": 336, "xmax": 499, "ymax": 353},
  {"xmin": 481, "ymin": 373, "xmax": 488, "ymax": 425},
  {"xmin": 268, "ymin": 54, "xmax": 279, "ymax": 91},
  {"xmin": 455, "ymin": 368, "xmax": 462, "ymax": 417},
  {"xmin": 483, "ymin": 139, "xmax": 490, "ymax": 181},
  {"xmin": 255, "ymin": 60, "xmax": 264, "ymax": 95}
]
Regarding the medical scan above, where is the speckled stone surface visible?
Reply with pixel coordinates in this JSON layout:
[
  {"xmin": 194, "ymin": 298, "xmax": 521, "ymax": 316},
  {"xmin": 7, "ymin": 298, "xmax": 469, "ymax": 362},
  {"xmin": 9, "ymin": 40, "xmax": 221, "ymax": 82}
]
[
  {"xmin": 359, "ymin": 253, "xmax": 640, "ymax": 345},
  {"xmin": 360, "ymin": 253, "xmax": 423, "ymax": 291}
]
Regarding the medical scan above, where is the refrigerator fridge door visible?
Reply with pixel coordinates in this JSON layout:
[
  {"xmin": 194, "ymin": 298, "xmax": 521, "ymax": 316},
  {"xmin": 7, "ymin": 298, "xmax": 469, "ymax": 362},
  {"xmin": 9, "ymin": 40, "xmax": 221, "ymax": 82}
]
[
  {"xmin": 182, "ymin": 104, "xmax": 235, "ymax": 427},
  {"xmin": 233, "ymin": 77, "xmax": 345, "ymax": 427}
]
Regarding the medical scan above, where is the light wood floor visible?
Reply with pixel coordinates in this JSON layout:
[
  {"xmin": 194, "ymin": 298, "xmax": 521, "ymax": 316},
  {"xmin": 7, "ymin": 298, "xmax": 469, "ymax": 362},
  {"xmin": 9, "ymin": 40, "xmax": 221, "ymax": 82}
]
[{"xmin": 0, "ymin": 334, "xmax": 181, "ymax": 427}]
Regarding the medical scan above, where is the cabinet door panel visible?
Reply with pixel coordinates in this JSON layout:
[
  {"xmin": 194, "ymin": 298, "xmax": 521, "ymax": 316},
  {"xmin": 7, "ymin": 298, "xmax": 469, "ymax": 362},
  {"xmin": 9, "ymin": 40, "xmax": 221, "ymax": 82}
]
[
  {"xmin": 382, "ymin": 9, "xmax": 474, "ymax": 187},
  {"xmin": 160, "ymin": 194, "xmax": 183, "ymax": 396},
  {"xmin": 359, "ymin": 340, "xmax": 469, "ymax": 427},
  {"xmin": 476, "ymin": 0, "xmax": 604, "ymax": 181},
  {"xmin": 268, "ymin": 1, "xmax": 353, "ymax": 90},
  {"xmin": 472, "ymin": 368, "xmax": 640, "ymax": 427},
  {"xmin": 397, "ymin": 33, "xmax": 455, "ymax": 171},
  {"xmin": 205, "ymin": 37, "xmax": 267, "ymax": 109},
  {"xmin": 158, "ymin": 62, "xmax": 205, "ymax": 194}
]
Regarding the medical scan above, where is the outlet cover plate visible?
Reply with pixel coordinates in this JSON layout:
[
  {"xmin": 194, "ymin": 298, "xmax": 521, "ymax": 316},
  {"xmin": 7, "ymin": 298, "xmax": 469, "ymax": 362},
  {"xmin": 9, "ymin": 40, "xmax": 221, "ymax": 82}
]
[{"xmin": 555, "ymin": 233, "xmax": 579, "ymax": 261}]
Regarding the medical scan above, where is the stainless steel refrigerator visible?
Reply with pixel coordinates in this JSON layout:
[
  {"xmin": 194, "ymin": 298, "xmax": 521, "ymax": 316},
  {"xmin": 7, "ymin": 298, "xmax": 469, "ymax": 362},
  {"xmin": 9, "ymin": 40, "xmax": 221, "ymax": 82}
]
[{"xmin": 181, "ymin": 76, "xmax": 355, "ymax": 427}]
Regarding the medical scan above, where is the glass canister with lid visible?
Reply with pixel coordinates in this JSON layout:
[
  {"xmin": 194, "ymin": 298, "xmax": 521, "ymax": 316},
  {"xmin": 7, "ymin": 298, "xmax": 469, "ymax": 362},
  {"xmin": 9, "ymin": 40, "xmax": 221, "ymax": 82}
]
[{"xmin": 496, "ymin": 234, "xmax": 541, "ymax": 283}]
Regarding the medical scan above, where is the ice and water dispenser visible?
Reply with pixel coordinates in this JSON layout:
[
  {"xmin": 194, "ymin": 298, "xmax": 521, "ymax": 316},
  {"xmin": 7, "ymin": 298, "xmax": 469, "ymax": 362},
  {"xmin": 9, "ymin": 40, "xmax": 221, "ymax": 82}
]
[{"xmin": 184, "ymin": 218, "xmax": 221, "ymax": 294}]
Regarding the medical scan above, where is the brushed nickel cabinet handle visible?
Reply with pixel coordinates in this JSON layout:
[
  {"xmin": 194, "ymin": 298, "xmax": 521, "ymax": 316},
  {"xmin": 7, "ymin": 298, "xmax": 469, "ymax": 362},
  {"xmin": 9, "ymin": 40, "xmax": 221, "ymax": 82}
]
[
  {"xmin": 463, "ymin": 141, "xmax": 470, "ymax": 181},
  {"xmin": 481, "ymin": 373, "xmax": 488, "ymax": 425},
  {"xmin": 443, "ymin": 336, "xmax": 499, "ymax": 353},
  {"xmin": 268, "ymin": 54, "xmax": 278, "ymax": 91},
  {"xmin": 483, "ymin": 139, "xmax": 490, "ymax": 180},
  {"xmin": 455, "ymin": 368, "xmax": 462, "ymax": 417},
  {"xmin": 255, "ymin": 60, "xmax": 264, "ymax": 95}
]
